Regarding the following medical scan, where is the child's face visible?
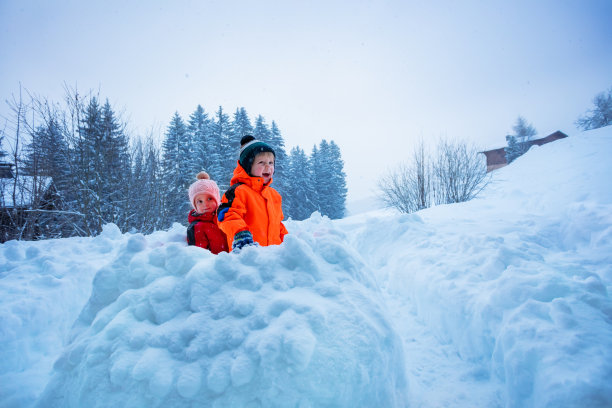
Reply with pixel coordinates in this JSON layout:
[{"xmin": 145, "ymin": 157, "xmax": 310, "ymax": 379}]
[
  {"xmin": 194, "ymin": 193, "xmax": 217, "ymax": 214},
  {"xmin": 251, "ymin": 152, "xmax": 275, "ymax": 184}
]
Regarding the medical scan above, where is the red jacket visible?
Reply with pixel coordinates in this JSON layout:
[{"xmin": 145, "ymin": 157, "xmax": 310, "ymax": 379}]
[
  {"xmin": 218, "ymin": 162, "xmax": 288, "ymax": 250},
  {"xmin": 187, "ymin": 210, "xmax": 229, "ymax": 254}
]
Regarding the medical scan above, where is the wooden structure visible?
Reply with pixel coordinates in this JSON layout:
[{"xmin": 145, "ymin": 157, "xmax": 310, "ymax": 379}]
[{"xmin": 481, "ymin": 131, "xmax": 568, "ymax": 172}]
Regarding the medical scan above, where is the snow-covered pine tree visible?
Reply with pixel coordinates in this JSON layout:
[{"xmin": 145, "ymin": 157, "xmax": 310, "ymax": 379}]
[
  {"xmin": 75, "ymin": 97, "xmax": 105, "ymax": 234},
  {"xmin": 309, "ymin": 140, "xmax": 347, "ymax": 219},
  {"xmin": 22, "ymin": 118, "xmax": 72, "ymax": 238},
  {"xmin": 161, "ymin": 112, "xmax": 191, "ymax": 226},
  {"xmin": 130, "ymin": 139, "xmax": 146, "ymax": 232},
  {"xmin": 100, "ymin": 100, "xmax": 131, "ymax": 230},
  {"xmin": 505, "ymin": 116, "xmax": 537, "ymax": 164},
  {"xmin": 326, "ymin": 140, "xmax": 347, "ymax": 219},
  {"xmin": 143, "ymin": 138, "xmax": 163, "ymax": 232},
  {"xmin": 131, "ymin": 136, "xmax": 163, "ymax": 233},
  {"xmin": 23, "ymin": 118, "xmax": 71, "ymax": 187},
  {"xmin": 309, "ymin": 144, "xmax": 323, "ymax": 215},
  {"xmin": 211, "ymin": 106, "xmax": 233, "ymax": 190},
  {"xmin": 187, "ymin": 105, "xmax": 212, "ymax": 177},
  {"xmin": 253, "ymin": 115, "xmax": 271, "ymax": 142},
  {"xmin": 232, "ymin": 107, "xmax": 254, "ymax": 140},
  {"xmin": 504, "ymin": 135, "xmax": 521, "ymax": 164},
  {"xmin": 316, "ymin": 140, "xmax": 336, "ymax": 217},
  {"xmin": 267, "ymin": 121, "xmax": 288, "ymax": 198},
  {"xmin": 286, "ymin": 146, "xmax": 317, "ymax": 220},
  {"xmin": 513, "ymin": 116, "xmax": 537, "ymax": 150}
]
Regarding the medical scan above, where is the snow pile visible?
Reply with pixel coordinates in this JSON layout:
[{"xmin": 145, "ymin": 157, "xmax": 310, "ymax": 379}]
[
  {"xmin": 1, "ymin": 127, "xmax": 612, "ymax": 408},
  {"xmin": 338, "ymin": 127, "xmax": 612, "ymax": 407},
  {"xmin": 35, "ymin": 217, "xmax": 407, "ymax": 408},
  {"xmin": 0, "ymin": 224, "xmax": 128, "ymax": 408}
]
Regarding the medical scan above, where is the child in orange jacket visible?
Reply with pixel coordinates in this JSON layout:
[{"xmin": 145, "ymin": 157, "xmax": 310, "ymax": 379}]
[
  {"xmin": 186, "ymin": 172, "xmax": 229, "ymax": 254},
  {"xmin": 218, "ymin": 135, "xmax": 288, "ymax": 251}
]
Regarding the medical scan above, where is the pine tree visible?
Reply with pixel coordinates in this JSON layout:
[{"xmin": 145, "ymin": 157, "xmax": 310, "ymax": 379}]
[
  {"xmin": 21, "ymin": 118, "xmax": 72, "ymax": 238},
  {"xmin": 131, "ymin": 136, "xmax": 163, "ymax": 233},
  {"xmin": 187, "ymin": 105, "xmax": 212, "ymax": 176},
  {"xmin": 513, "ymin": 116, "xmax": 537, "ymax": 147},
  {"xmin": 253, "ymin": 115, "xmax": 271, "ymax": 142},
  {"xmin": 75, "ymin": 97, "xmax": 105, "ymax": 234},
  {"xmin": 100, "ymin": 100, "xmax": 131, "ymax": 230},
  {"xmin": 211, "ymin": 106, "xmax": 234, "ymax": 190},
  {"xmin": 309, "ymin": 140, "xmax": 347, "ymax": 219},
  {"xmin": 285, "ymin": 146, "xmax": 317, "ymax": 220},
  {"xmin": 309, "ymin": 144, "xmax": 323, "ymax": 215},
  {"xmin": 232, "ymin": 107, "xmax": 253, "ymax": 140},
  {"xmin": 145, "ymin": 140, "xmax": 164, "ymax": 231},
  {"xmin": 504, "ymin": 135, "xmax": 521, "ymax": 164},
  {"xmin": 161, "ymin": 112, "xmax": 191, "ymax": 226},
  {"xmin": 505, "ymin": 116, "xmax": 537, "ymax": 164},
  {"xmin": 316, "ymin": 140, "xmax": 334, "ymax": 217},
  {"xmin": 68, "ymin": 98, "xmax": 134, "ymax": 233},
  {"xmin": 267, "ymin": 121, "xmax": 288, "ymax": 197},
  {"xmin": 326, "ymin": 140, "xmax": 347, "ymax": 219},
  {"xmin": 23, "ymin": 118, "xmax": 71, "ymax": 186},
  {"xmin": 130, "ymin": 138, "xmax": 146, "ymax": 231}
]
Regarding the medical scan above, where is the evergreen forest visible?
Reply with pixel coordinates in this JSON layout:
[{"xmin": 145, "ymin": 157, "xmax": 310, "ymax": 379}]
[{"xmin": 0, "ymin": 89, "xmax": 347, "ymax": 241}]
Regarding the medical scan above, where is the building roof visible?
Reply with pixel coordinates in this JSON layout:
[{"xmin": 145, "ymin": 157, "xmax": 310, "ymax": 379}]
[{"xmin": 480, "ymin": 131, "xmax": 568, "ymax": 170}]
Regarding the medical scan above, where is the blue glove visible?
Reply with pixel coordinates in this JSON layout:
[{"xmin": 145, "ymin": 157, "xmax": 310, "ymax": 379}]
[{"xmin": 233, "ymin": 230, "xmax": 257, "ymax": 251}]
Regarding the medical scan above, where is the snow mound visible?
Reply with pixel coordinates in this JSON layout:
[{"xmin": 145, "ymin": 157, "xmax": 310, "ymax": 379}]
[
  {"xmin": 340, "ymin": 128, "xmax": 612, "ymax": 407},
  {"xmin": 36, "ymin": 217, "xmax": 407, "ymax": 408},
  {"xmin": 0, "ymin": 224, "xmax": 127, "ymax": 408}
]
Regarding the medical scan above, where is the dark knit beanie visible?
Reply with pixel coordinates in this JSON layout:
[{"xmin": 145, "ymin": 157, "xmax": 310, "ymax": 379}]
[{"xmin": 239, "ymin": 135, "xmax": 275, "ymax": 175}]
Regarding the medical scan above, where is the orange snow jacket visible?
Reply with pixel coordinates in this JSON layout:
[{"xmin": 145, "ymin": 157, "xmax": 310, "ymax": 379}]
[{"xmin": 218, "ymin": 162, "xmax": 288, "ymax": 250}]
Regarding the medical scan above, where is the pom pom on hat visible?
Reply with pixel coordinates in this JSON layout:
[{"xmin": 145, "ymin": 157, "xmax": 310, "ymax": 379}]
[
  {"xmin": 239, "ymin": 135, "xmax": 275, "ymax": 175},
  {"xmin": 240, "ymin": 135, "xmax": 256, "ymax": 146},
  {"xmin": 196, "ymin": 171, "xmax": 210, "ymax": 180},
  {"xmin": 188, "ymin": 171, "xmax": 221, "ymax": 211}
]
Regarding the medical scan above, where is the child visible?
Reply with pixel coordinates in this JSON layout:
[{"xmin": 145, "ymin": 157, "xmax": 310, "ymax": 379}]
[
  {"xmin": 187, "ymin": 171, "xmax": 229, "ymax": 254},
  {"xmin": 218, "ymin": 135, "xmax": 288, "ymax": 251}
]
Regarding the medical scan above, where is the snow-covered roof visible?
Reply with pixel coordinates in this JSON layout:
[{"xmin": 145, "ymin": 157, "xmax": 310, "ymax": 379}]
[{"xmin": 0, "ymin": 175, "xmax": 53, "ymax": 208}]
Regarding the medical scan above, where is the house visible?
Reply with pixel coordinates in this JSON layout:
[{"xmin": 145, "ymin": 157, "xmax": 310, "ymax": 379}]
[
  {"xmin": 0, "ymin": 162, "xmax": 12, "ymax": 178},
  {"xmin": 481, "ymin": 130, "xmax": 568, "ymax": 172},
  {"xmin": 0, "ymin": 163, "xmax": 56, "ymax": 242}
]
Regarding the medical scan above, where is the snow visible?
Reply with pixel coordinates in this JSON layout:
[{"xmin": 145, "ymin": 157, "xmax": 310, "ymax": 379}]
[{"xmin": 2, "ymin": 127, "xmax": 612, "ymax": 408}]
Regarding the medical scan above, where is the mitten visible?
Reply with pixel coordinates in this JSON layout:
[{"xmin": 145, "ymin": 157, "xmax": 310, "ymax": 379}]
[{"xmin": 232, "ymin": 230, "xmax": 257, "ymax": 251}]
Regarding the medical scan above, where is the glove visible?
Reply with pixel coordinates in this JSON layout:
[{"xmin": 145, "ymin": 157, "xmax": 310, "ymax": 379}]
[{"xmin": 232, "ymin": 230, "xmax": 258, "ymax": 251}]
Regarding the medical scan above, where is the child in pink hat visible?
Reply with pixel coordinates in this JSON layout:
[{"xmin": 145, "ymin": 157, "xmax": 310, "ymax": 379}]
[{"xmin": 186, "ymin": 172, "xmax": 228, "ymax": 254}]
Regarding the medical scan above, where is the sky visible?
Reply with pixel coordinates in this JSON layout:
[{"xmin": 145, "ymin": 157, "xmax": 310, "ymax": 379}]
[
  {"xmin": 1, "ymin": 0, "xmax": 611, "ymax": 201},
  {"xmin": 2, "ymin": 126, "xmax": 611, "ymax": 407}
]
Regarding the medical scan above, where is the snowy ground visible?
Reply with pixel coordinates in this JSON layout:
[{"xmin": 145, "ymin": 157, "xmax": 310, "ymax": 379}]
[{"xmin": 1, "ymin": 127, "xmax": 611, "ymax": 407}]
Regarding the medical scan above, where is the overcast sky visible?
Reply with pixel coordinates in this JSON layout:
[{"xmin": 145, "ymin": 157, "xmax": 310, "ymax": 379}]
[{"xmin": 1, "ymin": 0, "xmax": 611, "ymax": 201}]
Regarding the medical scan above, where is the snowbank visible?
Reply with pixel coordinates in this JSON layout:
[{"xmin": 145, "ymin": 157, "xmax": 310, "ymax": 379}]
[
  {"xmin": 0, "ymin": 224, "xmax": 127, "ymax": 408},
  {"xmin": 2, "ymin": 127, "xmax": 612, "ymax": 408},
  {"xmin": 35, "ymin": 217, "xmax": 407, "ymax": 408},
  {"xmin": 339, "ymin": 127, "xmax": 612, "ymax": 407}
]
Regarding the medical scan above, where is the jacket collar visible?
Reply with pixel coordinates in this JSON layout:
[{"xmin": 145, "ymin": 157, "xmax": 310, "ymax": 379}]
[{"xmin": 188, "ymin": 209, "xmax": 216, "ymax": 223}]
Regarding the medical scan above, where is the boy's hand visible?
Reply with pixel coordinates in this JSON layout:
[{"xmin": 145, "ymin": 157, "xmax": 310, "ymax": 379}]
[{"xmin": 233, "ymin": 230, "xmax": 258, "ymax": 251}]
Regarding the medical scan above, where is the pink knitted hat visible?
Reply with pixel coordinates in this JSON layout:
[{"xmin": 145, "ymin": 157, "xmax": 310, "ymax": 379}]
[{"xmin": 188, "ymin": 172, "xmax": 220, "ymax": 210}]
